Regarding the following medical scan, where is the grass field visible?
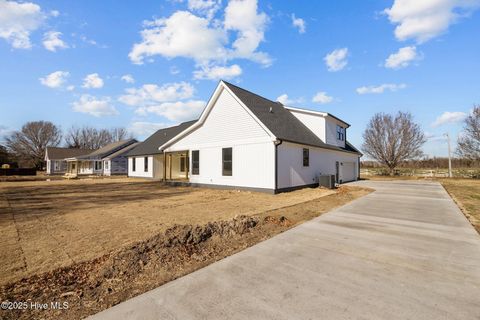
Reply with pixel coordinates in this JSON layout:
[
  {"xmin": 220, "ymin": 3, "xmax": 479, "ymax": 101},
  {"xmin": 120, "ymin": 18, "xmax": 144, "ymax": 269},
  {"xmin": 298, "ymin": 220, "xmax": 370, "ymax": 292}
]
[
  {"xmin": 0, "ymin": 178, "xmax": 369, "ymax": 285},
  {"xmin": 440, "ymin": 179, "xmax": 480, "ymax": 233}
]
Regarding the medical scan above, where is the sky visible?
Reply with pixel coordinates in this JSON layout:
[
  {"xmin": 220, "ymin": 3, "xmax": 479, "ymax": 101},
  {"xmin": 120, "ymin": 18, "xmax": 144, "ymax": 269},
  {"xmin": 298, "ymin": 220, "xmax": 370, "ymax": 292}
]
[{"xmin": 0, "ymin": 0, "xmax": 479, "ymax": 157}]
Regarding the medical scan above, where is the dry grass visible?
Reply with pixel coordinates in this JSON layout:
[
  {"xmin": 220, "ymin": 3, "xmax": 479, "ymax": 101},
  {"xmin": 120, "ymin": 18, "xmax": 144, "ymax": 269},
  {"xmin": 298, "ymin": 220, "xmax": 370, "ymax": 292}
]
[
  {"xmin": 439, "ymin": 178, "xmax": 480, "ymax": 233},
  {"xmin": 0, "ymin": 178, "xmax": 347, "ymax": 285}
]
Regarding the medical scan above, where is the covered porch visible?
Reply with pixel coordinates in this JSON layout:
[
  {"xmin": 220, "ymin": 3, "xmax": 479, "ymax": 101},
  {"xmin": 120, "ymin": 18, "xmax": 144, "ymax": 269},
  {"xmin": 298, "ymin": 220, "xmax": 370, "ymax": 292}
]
[
  {"xmin": 164, "ymin": 151, "xmax": 189, "ymax": 181},
  {"xmin": 65, "ymin": 158, "xmax": 103, "ymax": 177}
]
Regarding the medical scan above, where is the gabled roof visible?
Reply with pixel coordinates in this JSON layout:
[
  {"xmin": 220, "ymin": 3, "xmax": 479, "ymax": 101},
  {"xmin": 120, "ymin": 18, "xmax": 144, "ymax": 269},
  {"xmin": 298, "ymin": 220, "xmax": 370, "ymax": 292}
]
[
  {"xmin": 73, "ymin": 139, "xmax": 138, "ymax": 160},
  {"xmin": 126, "ymin": 121, "xmax": 197, "ymax": 157},
  {"xmin": 222, "ymin": 81, "xmax": 360, "ymax": 154},
  {"xmin": 45, "ymin": 147, "xmax": 93, "ymax": 160},
  {"xmin": 103, "ymin": 142, "xmax": 140, "ymax": 159}
]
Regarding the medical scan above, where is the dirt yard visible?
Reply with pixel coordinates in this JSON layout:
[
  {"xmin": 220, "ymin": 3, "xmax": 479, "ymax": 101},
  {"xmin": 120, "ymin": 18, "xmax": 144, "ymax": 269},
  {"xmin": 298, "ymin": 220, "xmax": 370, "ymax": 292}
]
[{"xmin": 0, "ymin": 178, "xmax": 372, "ymax": 319}]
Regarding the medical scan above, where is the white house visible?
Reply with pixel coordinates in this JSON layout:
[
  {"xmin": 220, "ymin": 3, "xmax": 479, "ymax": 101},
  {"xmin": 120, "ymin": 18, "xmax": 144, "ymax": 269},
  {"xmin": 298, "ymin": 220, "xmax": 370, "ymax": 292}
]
[
  {"xmin": 45, "ymin": 147, "xmax": 92, "ymax": 175},
  {"xmin": 128, "ymin": 81, "xmax": 361, "ymax": 193},
  {"xmin": 127, "ymin": 121, "xmax": 196, "ymax": 179}
]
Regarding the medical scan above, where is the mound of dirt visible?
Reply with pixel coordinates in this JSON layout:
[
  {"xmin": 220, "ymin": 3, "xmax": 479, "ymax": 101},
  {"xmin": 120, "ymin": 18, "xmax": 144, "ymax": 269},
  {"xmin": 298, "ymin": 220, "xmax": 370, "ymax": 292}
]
[{"xmin": 0, "ymin": 215, "xmax": 283, "ymax": 320}]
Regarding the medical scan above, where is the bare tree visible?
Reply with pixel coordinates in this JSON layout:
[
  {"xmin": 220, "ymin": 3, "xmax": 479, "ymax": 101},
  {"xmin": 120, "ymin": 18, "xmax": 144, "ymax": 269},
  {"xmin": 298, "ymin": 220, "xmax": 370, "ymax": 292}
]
[
  {"xmin": 0, "ymin": 145, "xmax": 10, "ymax": 165},
  {"xmin": 5, "ymin": 121, "xmax": 62, "ymax": 169},
  {"xmin": 110, "ymin": 127, "xmax": 132, "ymax": 142},
  {"xmin": 362, "ymin": 111, "xmax": 426, "ymax": 175},
  {"xmin": 65, "ymin": 126, "xmax": 131, "ymax": 149},
  {"xmin": 456, "ymin": 105, "xmax": 480, "ymax": 160}
]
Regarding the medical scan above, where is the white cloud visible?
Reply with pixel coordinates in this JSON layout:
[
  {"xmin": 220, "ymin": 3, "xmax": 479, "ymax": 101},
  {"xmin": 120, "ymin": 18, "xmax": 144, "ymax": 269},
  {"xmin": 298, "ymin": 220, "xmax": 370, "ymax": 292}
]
[
  {"xmin": 0, "ymin": 125, "xmax": 13, "ymax": 141},
  {"xmin": 224, "ymin": 0, "xmax": 271, "ymax": 65},
  {"xmin": 324, "ymin": 48, "xmax": 348, "ymax": 72},
  {"xmin": 139, "ymin": 100, "xmax": 205, "ymax": 122},
  {"xmin": 384, "ymin": 0, "xmax": 480, "ymax": 43},
  {"xmin": 276, "ymin": 94, "xmax": 291, "ymax": 105},
  {"xmin": 82, "ymin": 73, "xmax": 104, "ymax": 89},
  {"xmin": 291, "ymin": 14, "xmax": 306, "ymax": 33},
  {"xmin": 72, "ymin": 94, "xmax": 118, "ymax": 117},
  {"xmin": 119, "ymin": 82, "xmax": 204, "ymax": 121},
  {"xmin": 42, "ymin": 31, "xmax": 68, "ymax": 52},
  {"xmin": 66, "ymin": 85, "xmax": 75, "ymax": 91},
  {"xmin": 312, "ymin": 92, "xmax": 333, "ymax": 104},
  {"xmin": 188, "ymin": 0, "xmax": 221, "ymax": 19},
  {"xmin": 119, "ymin": 82, "xmax": 195, "ymax": 107},
  {"xmin": 129, "ymin": 11, "xmax": 227, "ymax": 65},
  {"xmin": 193, "ymin": 64, "xmax": 242, "ymax": 80},
  {"xmin": 431, "ymin": 111, "xmax": 467, "ymax": 127},
  {"xmin": 129, "ymin": 0, "xmax": 271, "ymax": 67},
  {"xmin": 50, "ymin": 10, "xmax": 59, "ymax": 17},
  {"xmin": 39, "ymin": 71, "xmax": 69, "ymax": 88},
  {"xmin": 121, "ymin": 74, "xmax": 135, "ymax": 84},
  {"xmin": 276, "ymin": 94, "xmax": 304, "ymax": 105},
  {"xmin": 0, "ymin": 0, "xmax": 46, "ymax": 49},
  {"xmin": 356, "ymin": 83, "xmax": 407, "ymax": 94},
  {"xmin": 384, "ymin": 46, "xmax": 419, "ymax": 69},
  {"xmin": 129, "ymin": 121, "xmax": 169, "ymax": 137}
]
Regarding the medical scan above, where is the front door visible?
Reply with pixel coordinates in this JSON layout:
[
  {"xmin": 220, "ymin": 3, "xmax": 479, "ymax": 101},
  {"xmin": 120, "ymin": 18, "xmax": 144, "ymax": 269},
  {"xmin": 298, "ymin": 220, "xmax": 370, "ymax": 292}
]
[{"xmin": 335, "ymin": 161, "xmax": 340, "ymax": 183}]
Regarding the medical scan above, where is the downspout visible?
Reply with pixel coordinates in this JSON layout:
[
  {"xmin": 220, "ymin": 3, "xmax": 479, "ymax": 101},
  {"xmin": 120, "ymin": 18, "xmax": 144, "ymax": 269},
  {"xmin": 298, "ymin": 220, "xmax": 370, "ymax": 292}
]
[{"xmin": 274, "ymin": 139, "xmax": 283, "ymax": 193}]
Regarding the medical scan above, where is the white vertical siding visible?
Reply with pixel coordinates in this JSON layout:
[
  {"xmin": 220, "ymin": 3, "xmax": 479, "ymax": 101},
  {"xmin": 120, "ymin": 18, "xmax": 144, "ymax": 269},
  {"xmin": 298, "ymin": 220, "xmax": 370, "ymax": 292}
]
[
  {"xmin": 166, "ymin": 88, "xmax": 275, "ymax": 190},
  {"xmin": 167, "ymin": 88, "xmax": 271, "ymax": 149},
  {"xmin": 187, "ymin": 142, "xmax": 275, "ymax": 189},
  {"xmin": 289, "ymin": 110, "xmax": 327, "ymax": 142},
  {"xmin": 325, "ymin": 118, "xmax": 346, "ymax": 148},
  {"xmin": 277, "ymin": 141, "xmax": 359, "ymax": 189},
  {"xmin": 128, "ymin": 156, "xmax": 154, "ymax": 178},
  {"xmin": 153, "ymin": 155, "xmax": 164, "ymax": 179}
]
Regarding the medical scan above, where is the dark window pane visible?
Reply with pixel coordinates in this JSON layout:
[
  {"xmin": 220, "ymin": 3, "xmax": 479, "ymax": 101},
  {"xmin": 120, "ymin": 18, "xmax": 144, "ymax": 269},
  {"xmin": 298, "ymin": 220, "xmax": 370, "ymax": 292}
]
[
  {"xmin": 222, "ymin": 147, "xmax": 232, "ymax": 176},
  {"xmin": 192, "ymin": 150, "xmax": 199, "ymax": 175},
  {"xmin": 144, "ymin": 157, "xmax": 148, "ymax": 172},
  {"xmin": 132, "ymin": 157, "xmax": 136, "ymax": 171},
  {"xmin": 303, "ymin": 148, "xmax": 309, "ymax": 167}
]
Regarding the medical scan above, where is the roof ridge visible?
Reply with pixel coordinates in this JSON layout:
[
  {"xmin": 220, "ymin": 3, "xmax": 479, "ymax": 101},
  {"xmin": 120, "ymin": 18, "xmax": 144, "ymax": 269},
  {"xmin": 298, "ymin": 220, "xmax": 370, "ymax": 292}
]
[{"xmin": 222, "ymin": 80, "xmax": 281, "ymax": 107}]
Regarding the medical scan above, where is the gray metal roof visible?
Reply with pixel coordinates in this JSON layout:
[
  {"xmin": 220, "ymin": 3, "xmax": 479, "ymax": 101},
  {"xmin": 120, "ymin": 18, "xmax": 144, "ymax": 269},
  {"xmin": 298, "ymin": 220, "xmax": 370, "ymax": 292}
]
[
  {"xmin": 126, "ymin": 121, "xmax": 196, "ymax": 157},
  {"xmin": 75, "ymin": 139, "xmax": 138, "ymax": 160},
  {"xmin": 45, "ymin": 147, "xmax": 93, "ymax": 160},
  {"xmin": 223, "ymin": 81, "xmax": 361, "ymax": 154}
]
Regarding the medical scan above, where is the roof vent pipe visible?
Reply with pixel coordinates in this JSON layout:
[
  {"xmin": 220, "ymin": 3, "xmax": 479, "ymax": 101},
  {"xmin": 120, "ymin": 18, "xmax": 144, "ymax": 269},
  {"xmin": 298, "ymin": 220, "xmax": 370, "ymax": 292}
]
[{"xmin": 269, "ymin": 106, "xmax": 273, "ymax": 113}]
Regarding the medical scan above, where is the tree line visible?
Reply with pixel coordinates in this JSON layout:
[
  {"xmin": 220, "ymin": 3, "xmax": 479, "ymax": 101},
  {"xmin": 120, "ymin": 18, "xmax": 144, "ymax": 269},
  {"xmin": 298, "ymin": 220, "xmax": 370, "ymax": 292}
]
[
  {"xmin": 361, "ymin": 105, "xmax": 479, "ymax": 175},
  {"xmin": 1, "ymin": 121, "xmax": 133, "ymax": 169}
]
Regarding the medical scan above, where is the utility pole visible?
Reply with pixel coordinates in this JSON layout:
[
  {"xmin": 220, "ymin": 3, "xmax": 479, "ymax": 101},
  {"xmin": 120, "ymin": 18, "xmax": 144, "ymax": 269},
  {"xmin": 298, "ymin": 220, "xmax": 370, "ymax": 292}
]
[{"xmin": 444, "ymin": 133, "xmax": 452, "ymax": 178}]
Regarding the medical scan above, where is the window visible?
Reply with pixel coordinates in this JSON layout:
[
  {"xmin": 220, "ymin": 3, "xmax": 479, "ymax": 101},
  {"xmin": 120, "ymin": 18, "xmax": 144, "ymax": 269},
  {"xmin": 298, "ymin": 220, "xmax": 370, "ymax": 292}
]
[
  {"xmin": 104, "ymin": 161, "xmax": 109, "ymax": 170},
  {"xmin": 303, "ymin": 148, "xmax": 309, "ymax": 167},
  {"xmin": 222, "ymin": 147, "xmax": 232, "ymax": 176},
  {"xmin": 192, "ymin": 150, "xmax": 199, "ymax": 175},
  {"xmin": 337, "ymin": 125, "xmax": 345, "ymax": 141},
  {"xmin": 132, "ymin": 157, "xmax": 136, "ymax": 172},
  {"xmin": 144, "ymin": 157, "xmax": 148, "ymax": 172},
  {"xmin": 95, "ymin": 161, "xmax": 102, "ymax": 171},
  {"xmin": 54, "ymin": 161, "xmax": 61, "ymax": 171}
]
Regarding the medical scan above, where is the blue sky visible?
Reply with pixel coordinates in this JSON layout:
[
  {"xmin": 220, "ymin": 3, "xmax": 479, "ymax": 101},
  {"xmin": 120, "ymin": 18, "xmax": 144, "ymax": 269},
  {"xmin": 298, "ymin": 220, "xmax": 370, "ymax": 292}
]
[{"xmin": 0, "ymin": 0, "xmax": 479, "ymax": 157}]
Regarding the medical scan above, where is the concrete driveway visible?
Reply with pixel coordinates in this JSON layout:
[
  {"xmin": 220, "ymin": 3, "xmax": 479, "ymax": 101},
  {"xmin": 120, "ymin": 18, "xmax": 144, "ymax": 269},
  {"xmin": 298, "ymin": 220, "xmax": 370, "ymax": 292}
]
[{"xmin": 90, "ymin": 180, "xmax": 480, "ymax": 320}]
